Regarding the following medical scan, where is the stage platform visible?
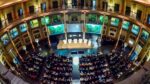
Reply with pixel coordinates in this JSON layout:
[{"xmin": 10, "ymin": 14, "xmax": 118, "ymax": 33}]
[{"xmin": 57, "ymin": 40, "xmax": 92, "ymax": 49}]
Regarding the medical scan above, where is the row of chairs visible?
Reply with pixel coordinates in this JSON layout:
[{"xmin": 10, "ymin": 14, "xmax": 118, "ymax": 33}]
[
  {"xmin": 107, "ymin": 50, "xmax": 132, "ymax": 79},
  {"xmin": 40, "ymin": 55, "xmax": 72, "ymax": 84},
  {"xmin": 63, "ymin": 39, "xmax": 92, "ymax": 45},
  {"xmin": 19, "ymin": 44, "xmax": 132, "ymax": 84},
  {"xmin": 80, "ymin": 55, "xmax": 113, "ymax": 84},
  {"xmin": 22, "ymin": 51, "xmax": 44, "ymax": 80}
]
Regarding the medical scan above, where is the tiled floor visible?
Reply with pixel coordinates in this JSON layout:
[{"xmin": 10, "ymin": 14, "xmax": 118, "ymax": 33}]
[
  {"xmin": 72, "ymin": 80, "xmax": 80, "ymax": 84},
  {"xmin": 72, "ymin": 62, "xmax": 80, "ymax": 80}
]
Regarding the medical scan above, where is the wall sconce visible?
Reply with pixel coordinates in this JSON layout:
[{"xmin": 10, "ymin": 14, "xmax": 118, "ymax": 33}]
[
  {"xmin": 35, "ymin": 38, "xmax": 39, "ymax": 43},
  {"xmin": 22, "ymin": 45, "xmax": 26, "ymax": 51},
  {"xmin": 35, "ymin": 38, "xmax": 40, "ymax": 46},
  {"xmin": 124, "ymin": 42, "xmax": 128, "ymax": 48}
]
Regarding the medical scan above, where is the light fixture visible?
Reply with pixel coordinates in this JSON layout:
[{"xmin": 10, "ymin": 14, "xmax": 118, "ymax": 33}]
[
  {"xmin": 124, "ymin": 42, "xmax": 128, "ymax": 48},
  {"xmin": 129, "ymin": 39, "xmax": 134, "ymax": 45},
  {"xmin": 35, "ymin": 39, "xmax": 40, "ymax": 46},
  {"xmin": 22, "ymin": 45, "xmax": 26, "ymax": 51},
  {"xmin": 35, "ymin": 39, "xmax": 39, "ymax": 43}
]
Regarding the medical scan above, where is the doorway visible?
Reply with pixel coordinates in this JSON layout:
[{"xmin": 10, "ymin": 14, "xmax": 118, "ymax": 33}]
[
  {"xmin": 114, "ymin": 4, "xmax": 119, "ymax": 12},
  {"xmin": 18, "ymin": 8, "xmax": 23, "ymax": 18},
  {"xmin": 125, "ymin": 6, "xmax": 131, "ymax": 16},
  {"xmin": 7, "ymin": 13, "xmax": 13, "ymax": 23},
  {"xmin": 29, "ymin": 6, "xmax": 35, "ymax": 14},
  {"xmin": 53, "ymin": 1, "xmax": 58, "ymax": 9},
  {"xmin": 136, "ymin": 10, "xmax": 142, "ymax": 20}
]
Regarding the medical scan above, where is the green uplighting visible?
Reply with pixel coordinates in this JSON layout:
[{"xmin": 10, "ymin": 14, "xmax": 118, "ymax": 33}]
[
  {"xmin": 122, "ymin": 21, "xmax": 130, "ymax": 30},
  {"xmin": 10, "ymin": 28, "xmax": 19, "ymax": 39},
  {"xmin": 30, "ymin": 19, "xmax": 39, "ymax": 28},
  {"xmin": 141, "ymin": 29, "xmax": 149, "ymax": 40},
  {"xmin": 41, "ymin": 16, "xmax": 51, "ymax": 25},
  {"xmin": 99, "ymin": 15, "xmax": 108, "ymax": 24},
  {"xmin": 111, "ymin": 17, "xmax": 120, "ymax": 26},
  {"xmin": 131, "ymin": 24, "xmax": 140, "ymax": 35},
  {"xmin": 88, "ymin": 14, "xmax": 97, "ymax": 22},
  {"xmin": 85, "ymin": 24, "xmax": 102, "ymax": 34},
  {"xmin": 52, "ymin": 15, "xmax": 62, "ymax": 23},
  {"xmin": 19, "ymin": 23, "xmax": 27, "ymax": 32},
  {"xmin": 48, "ymin": 24, "xmax": 65, "ymax": 35}
]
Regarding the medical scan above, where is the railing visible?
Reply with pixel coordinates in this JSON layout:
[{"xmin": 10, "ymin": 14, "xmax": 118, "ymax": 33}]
[
  {"xmin": 0, "ymin": 5, "xmax": 147, "ymax": 30},
  {"xmin": 0, "ymin": 8, "xmax": 150, "ymax": 35}
]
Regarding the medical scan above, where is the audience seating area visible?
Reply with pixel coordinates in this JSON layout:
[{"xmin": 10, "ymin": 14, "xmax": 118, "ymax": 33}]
[
  {"xmin": 106, "ymin": 50, "xmax": 132, "ymax": 79},
  {"xmin": 18, "ymin": 44, "xmax": 133, "ymax": 84},
  {"xmin": 40, "ymin": 54, "xmax": 72, "ymax": 84},
  {"xmin": 79, "ymin": 48, "xmax": 133, "ymax": 83},
  {"xmin": 21, "ymin": 51, "xmax": 44, "ymax": 80},
  {"xmin": 80, "ymin": 54, "xmax": 113, "ymax": 84}
]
